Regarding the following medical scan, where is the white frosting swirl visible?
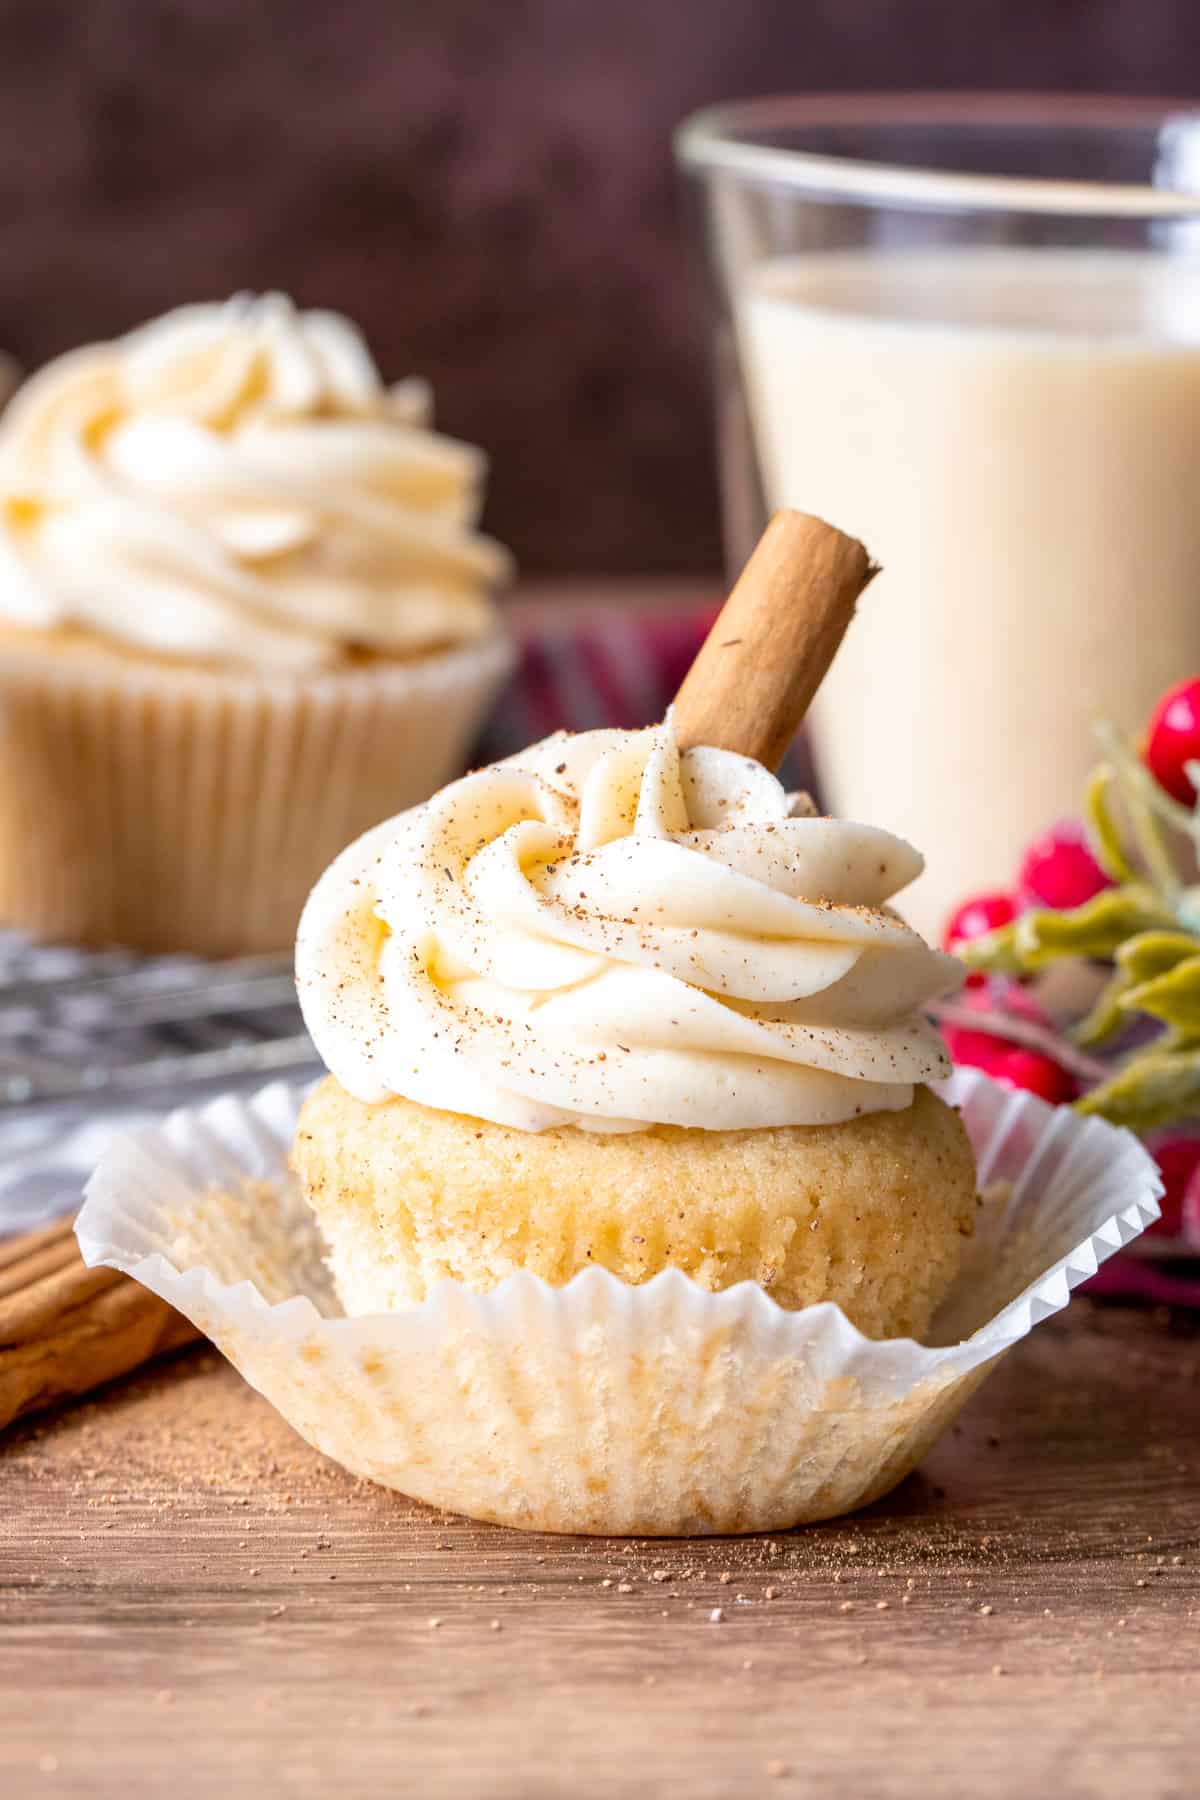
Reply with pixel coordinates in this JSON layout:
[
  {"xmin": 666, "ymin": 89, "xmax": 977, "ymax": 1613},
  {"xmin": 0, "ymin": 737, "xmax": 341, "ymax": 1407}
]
[
  {"xmin": 297, "ymin": 719, "xmax": 963, "ymax": 1133},
  {"xmin": 0, "ymin": 294, "xmax": 512, "ymax": 670}
]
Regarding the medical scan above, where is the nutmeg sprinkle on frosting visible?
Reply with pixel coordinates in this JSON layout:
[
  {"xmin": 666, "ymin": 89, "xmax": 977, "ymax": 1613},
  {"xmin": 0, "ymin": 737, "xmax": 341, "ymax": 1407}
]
[{"xmin": 296, "ymin": 717, "xmax": 962, "ymax": 1132}]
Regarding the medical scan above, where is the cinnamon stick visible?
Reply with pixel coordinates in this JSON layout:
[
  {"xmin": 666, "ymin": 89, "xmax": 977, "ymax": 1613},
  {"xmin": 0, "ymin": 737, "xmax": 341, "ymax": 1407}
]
[
  {"xmin": 673, "ymin": 509, "xmax": 876, "ymax": 770},
  {"xmin": 0, "ymin": 1212, "xmax": 199, "ymax": 1431}
]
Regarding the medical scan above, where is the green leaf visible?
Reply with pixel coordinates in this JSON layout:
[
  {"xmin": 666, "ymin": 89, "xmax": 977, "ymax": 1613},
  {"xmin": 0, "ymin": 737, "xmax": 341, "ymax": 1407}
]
[
  {"xmin": 1013, "ymin": 887, "xmax": 1176, "ymax": 967},
  {"xmin": 1094, "ymin": 720, "xmax": 1188, "ymax": 901},
  {"xmin": 959, "ymin": 890, "xmax": 1181, "ymax": 979},
  {"xmin": 1114, "ymin": 930, "xmax": 1199, "ymax": 983},
  {"xmin": 957, "ymin": 922, "xmax": 1024, "ymax": 975},
  {"xmin": 1072, "ymin": 929, "xmax": 1200, "ymax": 1045},
  {"xmin": 1120, "ymin": 954, "xmax": 1200, "ymax": 1032},
  {"xmin": 1084, "ymin": 763, "xmax": 1138, "ymax": 885},
  {"xmin": 1076, "ymin": 1045, "xmax": 1200, "ymax": 1132}
]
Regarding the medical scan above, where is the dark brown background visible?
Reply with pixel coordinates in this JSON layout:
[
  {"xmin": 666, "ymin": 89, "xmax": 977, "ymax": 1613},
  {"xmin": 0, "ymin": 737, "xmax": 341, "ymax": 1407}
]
[{"xmin": 2, "ymin": 0, "xmax": 1198, "ymax": 571}]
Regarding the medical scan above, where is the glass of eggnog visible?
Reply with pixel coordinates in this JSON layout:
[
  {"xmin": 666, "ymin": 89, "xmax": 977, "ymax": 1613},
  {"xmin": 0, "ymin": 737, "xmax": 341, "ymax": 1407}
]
[{"xmin": 677, "ymin": 94, "xmax": 1200, "ymax": 938}]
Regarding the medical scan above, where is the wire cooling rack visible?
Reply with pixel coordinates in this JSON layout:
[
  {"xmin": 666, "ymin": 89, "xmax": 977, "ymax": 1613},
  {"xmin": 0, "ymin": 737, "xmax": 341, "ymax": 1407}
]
[{"xmin": 0, "ymin": 935, "xmax": 321, "ymax": 1233}]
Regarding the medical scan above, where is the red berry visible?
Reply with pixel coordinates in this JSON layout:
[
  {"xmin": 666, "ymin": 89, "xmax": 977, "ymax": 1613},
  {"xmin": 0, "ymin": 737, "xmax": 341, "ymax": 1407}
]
[
  {"xmin": 1144, "ymin": 677, "xmax": 1200, "ymax": 805},
  {"xmin": 1147, "ymin": 1136, "xmax": 1200, "ymax": 1238},
  {"xmin": 943, "ymin": 891, "xmax": 1020, "ymax": 988},
  {"xmin": 942, "ymin": 1024, "xmax": 1012, "ymax": 1077},
  {"xmin": 1018, "ymin": 820, "xmax": 1112, "ymax": 911},
  {"xmin": 991, "ymin": 1048, "xmax": 1077, "ymax": 1105},
  {"xmin": 943, "ymin": 1024, "xmax": 1076, "ymax": 1104},
  {"xmin": 942, "ymin": 891, "xmax": 1019, "ymax": 953}
]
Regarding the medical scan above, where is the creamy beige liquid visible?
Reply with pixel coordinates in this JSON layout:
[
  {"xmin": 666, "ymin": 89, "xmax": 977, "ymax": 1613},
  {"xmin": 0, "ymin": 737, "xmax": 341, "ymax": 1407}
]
[{"xmin": 738, "ymin": 248, "xmax": 1200, "ymax": 938}]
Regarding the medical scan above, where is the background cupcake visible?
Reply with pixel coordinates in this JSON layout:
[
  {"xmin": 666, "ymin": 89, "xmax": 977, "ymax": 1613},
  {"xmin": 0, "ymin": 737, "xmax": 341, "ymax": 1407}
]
[{"xmin": 0, "ymin": 294, "xmax": 514, "ymax": 955}]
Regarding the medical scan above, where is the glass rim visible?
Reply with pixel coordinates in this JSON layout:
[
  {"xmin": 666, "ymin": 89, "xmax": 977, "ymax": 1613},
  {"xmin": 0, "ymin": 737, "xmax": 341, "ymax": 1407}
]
[{"xmin": 675, "ymin": 91, "xmax": 1200, "ymax": 218}]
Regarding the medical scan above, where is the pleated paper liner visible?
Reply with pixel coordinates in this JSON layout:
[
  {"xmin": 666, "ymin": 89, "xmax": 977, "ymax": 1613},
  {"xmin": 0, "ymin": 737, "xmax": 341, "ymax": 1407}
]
[
  {"xmin": 0, "ymin": 624, "xmax": 513, "ymax": 956},
  {"xmin": 77, "ymin": 1068, "xmax": 1161, "ymax": 1535}
]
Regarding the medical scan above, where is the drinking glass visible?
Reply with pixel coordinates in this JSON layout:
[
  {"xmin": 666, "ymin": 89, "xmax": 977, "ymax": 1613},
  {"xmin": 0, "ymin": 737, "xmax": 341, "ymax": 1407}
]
[{"xmin": 677, "ymin": 94, "xmax": 1200, "ymax": 936}]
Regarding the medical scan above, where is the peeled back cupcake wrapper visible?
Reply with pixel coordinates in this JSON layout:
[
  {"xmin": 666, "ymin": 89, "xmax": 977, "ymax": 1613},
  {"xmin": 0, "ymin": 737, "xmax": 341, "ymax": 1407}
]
[{"xmin": 77, "ymin": 1067, "xmax": 1161, "ymax": 1536}]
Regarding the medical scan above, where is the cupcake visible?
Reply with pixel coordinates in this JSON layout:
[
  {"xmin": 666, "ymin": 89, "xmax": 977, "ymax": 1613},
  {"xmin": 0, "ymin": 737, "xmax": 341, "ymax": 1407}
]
[
  {"xmin": 81, "ymin": 513, "xmax": 1160, "ymax": 1535},
  {"xmin": 294, "ymin": 715, "xmax": 975, "ymax": 1341},
  {"xmin": 0, "ymin": 294, "xmax": 514, "ymax": 954}
]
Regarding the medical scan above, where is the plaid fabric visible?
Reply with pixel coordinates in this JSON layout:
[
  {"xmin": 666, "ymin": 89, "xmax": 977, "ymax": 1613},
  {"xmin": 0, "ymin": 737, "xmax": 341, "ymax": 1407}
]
[
  {"xmin": 479, "ymin": 606, "xmax": 723, "ymax": 757},
  {"xmin": 477, "ymin": 601, "xmax": 818, "ymax": 790}
]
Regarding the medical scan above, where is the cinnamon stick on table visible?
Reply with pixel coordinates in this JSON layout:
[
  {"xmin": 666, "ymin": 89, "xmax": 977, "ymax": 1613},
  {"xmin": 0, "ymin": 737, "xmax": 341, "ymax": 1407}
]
[
  {"xmin": 0, "ymin": 1212, "xmax": 198, "ymax": 1432},
  {"xmin": 673, "ymin": 508, "xmax": 876, "ymax": 770}
]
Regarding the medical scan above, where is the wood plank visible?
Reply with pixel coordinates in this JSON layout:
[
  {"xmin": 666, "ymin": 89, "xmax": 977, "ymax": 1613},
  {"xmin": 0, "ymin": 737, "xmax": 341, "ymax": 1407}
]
[{"xmin": 0, "ymin": 1297, "xmax": 1197, "ymax": 1798}]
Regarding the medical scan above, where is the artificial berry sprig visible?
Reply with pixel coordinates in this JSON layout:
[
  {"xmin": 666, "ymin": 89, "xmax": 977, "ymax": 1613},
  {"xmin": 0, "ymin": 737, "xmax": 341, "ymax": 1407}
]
[{"xmin": 956, "ymin": 678, "xmax": 1200, "ymax": 1135}]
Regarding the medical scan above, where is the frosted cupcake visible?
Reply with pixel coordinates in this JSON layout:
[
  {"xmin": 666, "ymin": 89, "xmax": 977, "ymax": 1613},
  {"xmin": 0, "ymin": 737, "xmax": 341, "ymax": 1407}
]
[
  {"xmin": 0, "ymin": 294, "xmax": 513, "ymax": 954},
  {"xmin": 76, "ymin": 513, "xmax": 1160, "ymax": 1538},
  {"xmin": 295, "ymin": 715, "xmax": 975, "ymax": 1340}
]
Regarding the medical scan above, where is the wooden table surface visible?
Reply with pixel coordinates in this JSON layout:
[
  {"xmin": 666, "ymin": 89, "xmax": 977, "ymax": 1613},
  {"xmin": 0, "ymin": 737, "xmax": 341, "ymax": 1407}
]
[{"xmin": 1, "ymin": 1296, "xmax": 1196, "ymax": 1799}]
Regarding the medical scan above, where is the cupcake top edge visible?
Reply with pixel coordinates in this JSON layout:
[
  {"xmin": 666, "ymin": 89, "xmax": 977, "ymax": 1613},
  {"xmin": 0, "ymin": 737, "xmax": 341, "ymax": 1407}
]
[
  {"xmin": 295, "ymin": 715, "xmax": 964, "ymax": 1134},
  {"xmin": 0, "ymin": 293, "xmax": 513, "ymax": 673}
]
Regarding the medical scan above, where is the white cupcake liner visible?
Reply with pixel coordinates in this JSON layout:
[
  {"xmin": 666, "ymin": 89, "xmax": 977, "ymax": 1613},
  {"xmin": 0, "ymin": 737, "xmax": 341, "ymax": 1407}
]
[
  {"xmin": 77, "ymin": 1067, "xmax": 1160, "ymax": 1535},
  {"xmin": 0, "ymin": 625, "xmax": 513, "ymax": 955}
]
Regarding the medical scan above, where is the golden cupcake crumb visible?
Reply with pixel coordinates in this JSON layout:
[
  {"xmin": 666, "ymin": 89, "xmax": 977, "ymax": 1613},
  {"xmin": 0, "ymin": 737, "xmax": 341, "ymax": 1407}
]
[{"xmin": 293, "ymin": 1078, "xmax": 977, "ymax": 1340}]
